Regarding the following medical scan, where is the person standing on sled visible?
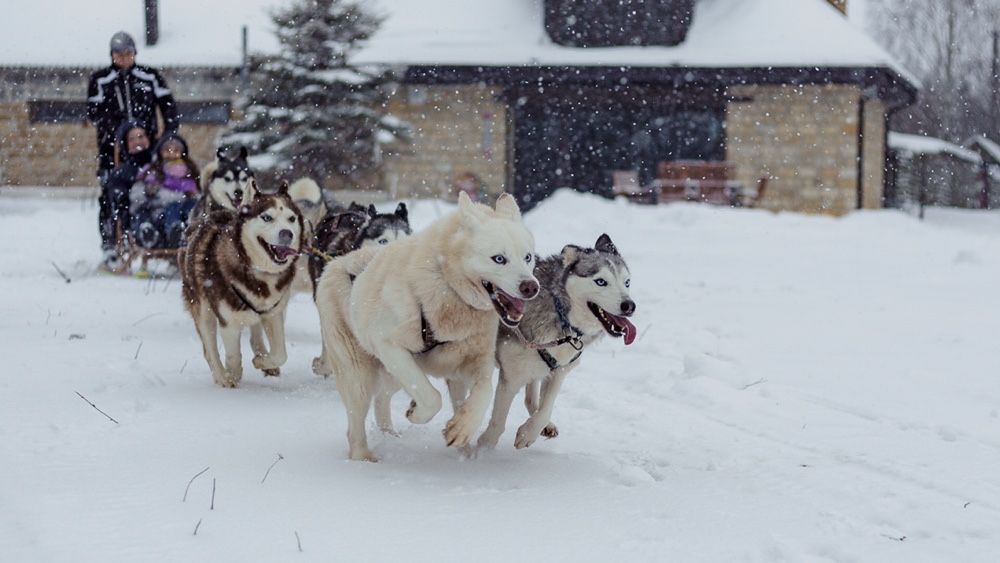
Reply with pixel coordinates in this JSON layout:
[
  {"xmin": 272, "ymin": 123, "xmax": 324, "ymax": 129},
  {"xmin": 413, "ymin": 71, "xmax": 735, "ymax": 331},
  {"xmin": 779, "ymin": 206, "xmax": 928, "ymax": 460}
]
[{"xmin": 87, "ymin": 31, "xmax": 178, "ymax": 268}]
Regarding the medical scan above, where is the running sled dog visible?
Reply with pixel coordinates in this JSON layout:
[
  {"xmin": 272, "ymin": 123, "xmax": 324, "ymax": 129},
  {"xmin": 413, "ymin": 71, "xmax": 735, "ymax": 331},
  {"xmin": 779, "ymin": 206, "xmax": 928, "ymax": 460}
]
[
  {"xmin": 477, "ymin": 234, "xmax": 637, "ymax": 450},
  {"xmin": 189, "ymin": 146, "xmax": 257, "ymax": 222},
  {"xmin": 309, "ymin": 201, "xmax": 412, "ymax": 377},
  {"xmin": 179, "ymin": 184, "xmax": 304, "ymax": 387},
  {"xmin": 315, "ymin": 192, "xmax": 538, "ymax": 461}
]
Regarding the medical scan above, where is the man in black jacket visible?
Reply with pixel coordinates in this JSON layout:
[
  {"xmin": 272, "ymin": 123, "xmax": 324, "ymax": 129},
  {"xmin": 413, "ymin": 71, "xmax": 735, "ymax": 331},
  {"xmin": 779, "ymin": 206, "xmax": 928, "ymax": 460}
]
[
  {"xmin": 88, "ymin": 31, "xmax": 178, "ymax": 267},
  {"xmin": 88, "ymin": 31, "xmax": 178, "ymax": 179}
]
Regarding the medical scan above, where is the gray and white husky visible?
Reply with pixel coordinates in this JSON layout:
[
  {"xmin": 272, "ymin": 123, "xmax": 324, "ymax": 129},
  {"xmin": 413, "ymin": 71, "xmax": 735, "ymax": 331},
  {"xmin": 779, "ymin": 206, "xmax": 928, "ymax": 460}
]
[{"xmin": 477, "ymin": 233, "xmax": 637, "ymax": 450}]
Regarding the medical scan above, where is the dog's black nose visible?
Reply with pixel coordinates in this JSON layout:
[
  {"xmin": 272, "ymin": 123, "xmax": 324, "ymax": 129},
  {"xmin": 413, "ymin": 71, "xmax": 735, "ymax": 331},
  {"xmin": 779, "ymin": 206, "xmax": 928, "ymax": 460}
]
[
  {"xmin": 519, "ymin": 279, "xmax": 539, "ymax": 299},
  {"xmin": 278, "ymin": 229, "xmax": 294, "ymax": 246},
  {"xmin": 233, "ymin": 189, "xmax": 243, "ymax": 200},
  {"xmin": 620, "ymin": 300, "xmax": 636, "ymax": 316}
]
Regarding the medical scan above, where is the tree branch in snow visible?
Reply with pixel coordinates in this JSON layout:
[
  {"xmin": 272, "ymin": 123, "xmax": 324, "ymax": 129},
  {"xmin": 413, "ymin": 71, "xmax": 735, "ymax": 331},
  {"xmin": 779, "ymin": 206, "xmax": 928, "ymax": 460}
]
[
  {"xmin": 211, "ymin": 478, "xmax": 217, "ymax": 510},
  {"xmin": 295, "ymin": 531, "xmax": 303, "ymax": 552},
  {"xmin": 131, "ymin": 312, "xmax": 164, "ymax": 327},
  {"xmin": 741, "ymin": 378, "xmax": 767, "ymax": 390},
  {"xmin": 182, "ymin": 466, "xmax": 210, "ymax": 502},
  {"xmin": 74, "ymin": 391, "xmax": 119, "ymax": 424},
  {"xmin": 50, "ymin": 261, "xmax": 71, "ymax": 283},
  {"xmin": 133, "ymin": 341, "xmax": 143, "ymax": 360},
  {"xmin": 261, "ymin": 453, "xmax": 285, "ymax": 484},
  {"xmin": 193, "ymin": 518, "xmax": 202, "ymax": 536}
]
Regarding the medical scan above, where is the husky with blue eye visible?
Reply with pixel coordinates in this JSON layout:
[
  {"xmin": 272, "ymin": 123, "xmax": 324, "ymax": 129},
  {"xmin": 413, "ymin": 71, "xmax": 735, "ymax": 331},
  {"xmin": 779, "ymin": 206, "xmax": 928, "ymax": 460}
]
[{"xmin": 477, "ymin": 234, "xmax": 637, "ymax": 450}]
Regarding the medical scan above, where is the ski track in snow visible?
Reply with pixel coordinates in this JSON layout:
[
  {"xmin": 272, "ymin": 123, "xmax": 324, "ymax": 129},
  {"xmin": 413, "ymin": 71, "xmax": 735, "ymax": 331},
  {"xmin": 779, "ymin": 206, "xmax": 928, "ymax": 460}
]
[{"xmin": 1, "ymin": 191, "xmax": 999, "ymax": 562}]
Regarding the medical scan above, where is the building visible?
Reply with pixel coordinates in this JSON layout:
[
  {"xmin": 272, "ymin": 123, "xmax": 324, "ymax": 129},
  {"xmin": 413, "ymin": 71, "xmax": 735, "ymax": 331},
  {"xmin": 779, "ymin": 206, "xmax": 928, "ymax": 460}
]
[
  {"xmin": 887, "ymin": 132, "xmax": 986, "ymax": 209},
  {"xmin": 0, "ymin": 0, "xmax": 917, "ymax": 214}
]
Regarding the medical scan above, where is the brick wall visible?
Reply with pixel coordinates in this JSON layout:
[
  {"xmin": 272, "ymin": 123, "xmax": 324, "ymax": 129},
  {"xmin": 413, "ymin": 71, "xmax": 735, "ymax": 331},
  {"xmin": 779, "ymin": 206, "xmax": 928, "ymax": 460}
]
[
  {"xmin": 727, "ymin": 84, "xmax": 880, "ymax": 214},
  {"xmin": 381, "ymin": 84, "xmax": 507, "ymax": 201}
]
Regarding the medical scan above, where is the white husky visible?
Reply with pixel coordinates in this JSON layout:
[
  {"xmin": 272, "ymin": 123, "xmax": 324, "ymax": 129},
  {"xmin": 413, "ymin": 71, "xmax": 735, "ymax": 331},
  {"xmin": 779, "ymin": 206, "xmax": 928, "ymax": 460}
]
[{"xmin": 315, "ymin": 193, "xmax": 539, "ymax": 461}]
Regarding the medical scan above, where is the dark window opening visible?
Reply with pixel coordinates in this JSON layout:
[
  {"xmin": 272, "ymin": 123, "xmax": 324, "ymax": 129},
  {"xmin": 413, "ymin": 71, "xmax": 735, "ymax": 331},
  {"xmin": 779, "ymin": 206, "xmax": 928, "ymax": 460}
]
[
  {"xmin": 511, "ymin": 85, "xmax": 725, "ymax": 209},
  {"xmin": 28, "ymin": 100, "xmax": 231, "ymax": 124}
]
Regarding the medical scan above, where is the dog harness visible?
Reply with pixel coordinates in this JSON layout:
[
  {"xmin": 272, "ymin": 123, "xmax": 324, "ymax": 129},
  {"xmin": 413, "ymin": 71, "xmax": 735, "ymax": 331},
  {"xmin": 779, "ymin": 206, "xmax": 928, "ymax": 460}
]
[
  {"xmin": 230, "ymin": 283, "xmax": 283, "ymax": 315},
  {"xmin": 420, "ymin": 310, "xmax": 445, "ymax": 353},
  {"xmin": 535, "ymin": 293, "xmax": 585, "ymax": 371}
]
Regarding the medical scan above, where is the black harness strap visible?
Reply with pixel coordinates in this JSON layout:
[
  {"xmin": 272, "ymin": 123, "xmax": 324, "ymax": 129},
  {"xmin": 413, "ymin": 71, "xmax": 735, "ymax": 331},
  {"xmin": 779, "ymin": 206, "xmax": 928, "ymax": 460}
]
[
  {"xmin": 533, "ymin": 291, "xmax": 585, "ymax": 371},
  {"xmin": 230, "ymin": 284, "xmax": 282, "ymax": 315},
  {"xmin": 420, "ymin": 310, "xmax": 445, "ymax": 353}
]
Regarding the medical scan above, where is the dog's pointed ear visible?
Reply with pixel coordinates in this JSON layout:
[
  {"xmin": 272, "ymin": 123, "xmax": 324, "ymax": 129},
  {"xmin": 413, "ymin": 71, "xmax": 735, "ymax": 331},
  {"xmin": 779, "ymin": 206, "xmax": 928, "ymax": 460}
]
[
  {"xmin": 595, "ymin": 233, "xmax": 619, "ymax": 256},
  {"xmin": 561, "ymin": 244, "xmax": 582, "ymax": 268},
  {"xmin": 395, "ymin": 202, "xmax": 408, "ymax": 222},
  {"xmin": 238, "ymin": 146, "xmax": 249, "ymax": 160},
  {"xmin": 367, "ymin": 204, "xmax": 377, "ymax": 218},
  {"xmin": 277, "ymin": 181, "xmax": 289, "ymax": 196},
  {"xmin": 458, "ymin": 191, "xmax": 474, "ymax": 209},
  {"xmin": 494, "ymin": 192, "xmax": 521, "ymax": 220}
]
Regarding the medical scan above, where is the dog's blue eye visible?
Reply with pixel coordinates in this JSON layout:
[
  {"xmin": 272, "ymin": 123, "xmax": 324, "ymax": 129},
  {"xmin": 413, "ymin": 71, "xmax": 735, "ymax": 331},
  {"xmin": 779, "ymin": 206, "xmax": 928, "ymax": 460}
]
[
  {"xmin": 379, "ymin": 239, "xmax": 388, "ymax": 245},
  {"xmin": 262, "ymin": 214, "xmax": 272, "ymax": 223},
  {"xmin": 594, "ymin": 278, "xmax": 607, "ymax": 287},
  {"xmin": 524, "ymin": 254, "xmax": 532, "ymax": 263},
  {"xmin": 625, "ymin": 279, "xmax": 630, "ymax": 288},
  {"xmin": 492, "ymin": 255, "xmax": 507, "ymax": 265}
]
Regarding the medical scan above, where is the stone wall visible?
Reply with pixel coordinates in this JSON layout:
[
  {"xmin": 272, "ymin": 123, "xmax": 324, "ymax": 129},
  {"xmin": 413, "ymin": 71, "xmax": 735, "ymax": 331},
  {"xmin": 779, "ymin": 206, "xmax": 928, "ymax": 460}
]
[
  {"xmin": 0, "ymin": 66, "xmax": 236, "ymax": 186},
  {"xmin": 726, "ymin": 83, "xmax": 879, "ymax": 214},
  {"xmin": 381, "ymin": 84, "xmax": 507, "ymax": 201}
]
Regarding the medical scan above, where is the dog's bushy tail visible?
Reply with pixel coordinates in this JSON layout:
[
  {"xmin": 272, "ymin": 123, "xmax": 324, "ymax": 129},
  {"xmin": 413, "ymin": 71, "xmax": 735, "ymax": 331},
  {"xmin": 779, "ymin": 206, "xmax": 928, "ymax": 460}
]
[{"xmin": 315, "ymin": 247, "xmax": 381, "ymax": 381}]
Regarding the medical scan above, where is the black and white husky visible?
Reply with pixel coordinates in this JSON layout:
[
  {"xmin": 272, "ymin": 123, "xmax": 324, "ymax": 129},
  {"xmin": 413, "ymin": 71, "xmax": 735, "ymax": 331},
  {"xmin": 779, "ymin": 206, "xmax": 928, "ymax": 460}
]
[
  {"xmin": 477, "ymin": 234, "xmax": 637, "ymax": 450},
  {"xmin": 189, "ymin": 146, "xmax": 257, "ymax": 222}
]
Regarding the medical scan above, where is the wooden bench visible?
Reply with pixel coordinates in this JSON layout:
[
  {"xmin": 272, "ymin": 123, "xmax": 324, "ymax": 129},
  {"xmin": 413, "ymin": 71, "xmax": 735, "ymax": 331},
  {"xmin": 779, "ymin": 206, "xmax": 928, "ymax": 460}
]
[{"xmin": 614, "ymin": 161, "xmax": 767, "ymax": 208}]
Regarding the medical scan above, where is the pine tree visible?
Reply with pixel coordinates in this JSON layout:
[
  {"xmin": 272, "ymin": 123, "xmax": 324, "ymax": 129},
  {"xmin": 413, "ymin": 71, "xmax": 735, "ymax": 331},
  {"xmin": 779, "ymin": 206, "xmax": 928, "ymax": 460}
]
[{"xmin": 221, "ymin": 0, "xmax": 406, "ymax": 187}]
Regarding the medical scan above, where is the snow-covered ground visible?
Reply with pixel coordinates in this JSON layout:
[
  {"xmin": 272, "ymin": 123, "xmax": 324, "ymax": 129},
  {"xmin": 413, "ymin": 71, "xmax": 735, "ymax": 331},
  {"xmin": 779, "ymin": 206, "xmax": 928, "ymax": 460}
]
[{"xmin": 2, "ymin": 189, "xmax": 999, "ymax": 562}]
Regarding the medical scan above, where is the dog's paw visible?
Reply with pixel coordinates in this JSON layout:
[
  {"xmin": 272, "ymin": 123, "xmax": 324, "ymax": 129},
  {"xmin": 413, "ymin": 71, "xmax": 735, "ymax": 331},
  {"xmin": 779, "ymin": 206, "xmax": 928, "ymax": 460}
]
[
  {"xmin": 252, "ymin": 354, "xmax": 281, "ymax": 372},
  {"xmin": 311, "ymin": 356, "xmax": 332, "ymax": 377},
  {"xmin": 214, "ymin": 373, "xmax": 240, "ymax": 388},
  {"xmin": 541, "ymin": 423, "xmax": 559, "ymax": 439},
  {"xmin": 514, "ymin": 423, "xmax": 540, "ymax": 449},
  {"xmin": 476, "ymin": 431, "xmax": 501, "ymax": 451},
  {"xmin": 405, "ymin": 395, "xmax": 441, "ymax": 425},
  {"xmin": 349, "ymin": 448, "xmax": 380, "ymax": 463},
  {"xmin": 443, "ymin": 414, "xmax": 478, "ymax": 448},
  {"xmin": 262, "ymin": 368, "xmax": 280, "ymax": 377}
]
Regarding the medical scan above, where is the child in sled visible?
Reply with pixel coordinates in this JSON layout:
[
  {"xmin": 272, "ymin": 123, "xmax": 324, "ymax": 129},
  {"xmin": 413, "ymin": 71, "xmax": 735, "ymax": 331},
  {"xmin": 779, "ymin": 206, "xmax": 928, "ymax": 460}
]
[{"xmin": 130, "ymin": 133, "xmax": 200, "ymax": 249}]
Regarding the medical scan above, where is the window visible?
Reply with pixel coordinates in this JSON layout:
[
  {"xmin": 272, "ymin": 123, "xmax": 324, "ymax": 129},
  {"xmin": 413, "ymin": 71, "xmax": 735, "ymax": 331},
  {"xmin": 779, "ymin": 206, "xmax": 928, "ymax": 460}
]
[{"xmin": 28, "ymin": 100, "xmax": 231, "ymax": 124}]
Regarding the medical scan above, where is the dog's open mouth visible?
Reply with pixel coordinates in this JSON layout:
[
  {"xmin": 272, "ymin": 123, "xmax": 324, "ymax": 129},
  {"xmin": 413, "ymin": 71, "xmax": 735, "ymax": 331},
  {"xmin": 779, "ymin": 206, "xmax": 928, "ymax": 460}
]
[
  {"xmin": 588, "ymin": 302, "xmax": 636, "ymax": 345},
  {"xmin": 258, "ymin": 236, "xmax": 297, "ymax": 265},
  {"xmin": 482, "ymin": 280, "xmax": 525, "ymax": 327}
]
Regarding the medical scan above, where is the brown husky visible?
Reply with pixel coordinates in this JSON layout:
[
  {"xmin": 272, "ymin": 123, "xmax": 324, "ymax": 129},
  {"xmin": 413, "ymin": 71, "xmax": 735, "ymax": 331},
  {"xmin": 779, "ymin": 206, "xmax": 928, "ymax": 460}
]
[{"xmin": 179, "ymin": 184, "xmax": 304, "ymax": 387}]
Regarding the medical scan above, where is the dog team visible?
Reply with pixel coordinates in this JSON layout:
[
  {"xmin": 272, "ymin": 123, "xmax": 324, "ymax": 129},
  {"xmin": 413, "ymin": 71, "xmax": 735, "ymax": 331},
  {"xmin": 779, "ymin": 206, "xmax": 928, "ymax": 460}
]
[{"xmin": 176, "ymin": 146, "xmax": 638, "ymax": 460}]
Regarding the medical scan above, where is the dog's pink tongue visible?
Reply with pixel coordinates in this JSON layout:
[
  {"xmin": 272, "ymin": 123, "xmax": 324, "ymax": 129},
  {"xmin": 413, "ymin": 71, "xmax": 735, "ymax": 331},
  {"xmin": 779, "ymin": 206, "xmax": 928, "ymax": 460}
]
[
  {"xmin": 622, "ymin": 317, "xmax": 637, "ymax": 345},
  {"xmin": 274, "ymin": 246, "xmax": 297, "ymax": 260},
  {"xmin": 508, "ymin": 296, "xmax": 525, "ymax": 316}
]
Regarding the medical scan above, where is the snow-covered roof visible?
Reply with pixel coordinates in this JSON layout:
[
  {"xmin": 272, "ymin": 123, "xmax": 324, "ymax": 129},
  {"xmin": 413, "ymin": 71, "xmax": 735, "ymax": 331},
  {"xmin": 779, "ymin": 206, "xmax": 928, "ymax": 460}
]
[
  {"xmin": 964, "ymin": 135, "xmax": 1000, "ymax": 165},
  {"xmin": 889, "ymin": 132, "xmax": 982, "ymax": 164},
  {"xmin": 359, "ymin": 0, "xmax": 918, "ymax": 86},
  {"xmin": 0, "ymin": 0, "xmax": 917, "ymax": 88},
  {"xmin": 0, "ymin": 0, "xmax": 278, "ymax": 68}
]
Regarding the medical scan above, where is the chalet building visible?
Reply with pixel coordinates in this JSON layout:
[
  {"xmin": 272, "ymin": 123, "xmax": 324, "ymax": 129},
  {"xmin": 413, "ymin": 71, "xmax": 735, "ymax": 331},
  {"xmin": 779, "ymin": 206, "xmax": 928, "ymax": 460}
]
[{"xmin": 0, "ymin": 0, "xmax": 917, "ymax": 214}]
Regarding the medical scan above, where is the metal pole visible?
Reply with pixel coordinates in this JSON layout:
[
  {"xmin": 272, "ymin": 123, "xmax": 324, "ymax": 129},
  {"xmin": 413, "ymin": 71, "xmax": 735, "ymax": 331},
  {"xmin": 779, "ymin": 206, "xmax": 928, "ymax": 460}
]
[
  {"xmin": 241, "ymin": 25, "xmax": 249, "ymax": 86},
  {"xmin": 993, "ymin": 30, "xmax": 999, "ymax": 137}
]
